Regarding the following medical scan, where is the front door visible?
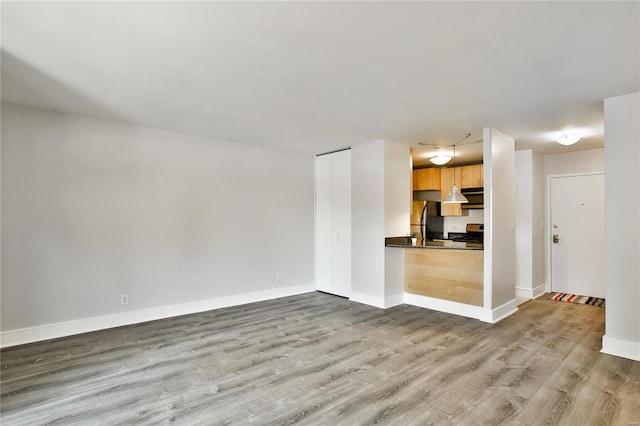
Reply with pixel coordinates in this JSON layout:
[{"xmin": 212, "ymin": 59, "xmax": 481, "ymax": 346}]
[{"xmin": 550, "ymin": 173, "xmax": 605, "ymax": 298}]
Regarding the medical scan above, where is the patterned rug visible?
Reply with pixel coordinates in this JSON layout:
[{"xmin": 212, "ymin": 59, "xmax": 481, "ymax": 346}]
[{"xmin": 549, "ymin": 292, "xmax": 605, "ymax": 307}]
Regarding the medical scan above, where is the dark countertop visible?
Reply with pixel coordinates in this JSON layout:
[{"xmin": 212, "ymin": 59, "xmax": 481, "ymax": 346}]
[{"xmin": 385, "ymin": 237, "xmax": 483, "ymax": 251}]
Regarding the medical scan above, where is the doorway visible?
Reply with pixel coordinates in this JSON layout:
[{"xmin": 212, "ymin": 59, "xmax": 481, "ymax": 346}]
[{"xmin": 549, "ymin": 173, "xmax": 605, "ymax": 298}]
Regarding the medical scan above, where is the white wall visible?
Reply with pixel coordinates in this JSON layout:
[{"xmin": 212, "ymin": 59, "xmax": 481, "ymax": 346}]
[
  {"xmin": 515, "ymin": 150, "xmax": 533, "ymax": 294},
  {"xmin": 351, "ymin": 140, "xmax": 386, "ymax": 301},
  {"xmin": 483, "ymin": 128, "xmax": 517, "ymax": 314},
  {"xmin": 1, "ymin": 103, "xmax": 315, "ymax": 334},
  {"xmin": 351, "ymin": 139, "xmax": 409, "ymax": 307},
  {"xmin": 515, "ymin": 149, "xmax": 545, "ymax": 299},
  {"xmin": 443, "ymin": 209, "xmax": 484, "ymax": 237},
  {"xmin": 531, "ymin": 151, "xmax": 545, "ymax": 290},
  {"xmin": 544, "ymin": 148, "xmax": 604, "ymax": 176},
  {"xmin": 603, "ymin": 92, "xmax": 640, "ymax": 361},
  {"xmin": 384, "ymin": 142, "xmax": 410, "ymax": 301},
  {"xmin": 384, "ymin": 141, "xmax": 411, "ymax": 237}
]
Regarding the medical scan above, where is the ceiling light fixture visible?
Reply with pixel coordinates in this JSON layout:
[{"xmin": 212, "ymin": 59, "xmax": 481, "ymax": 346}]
[
  {"xmin": 443, "ymin": 144, "xmax": 469, "ymax": 204},
  {"xmin": 429, "ymin": 148, "xmax": 452, "ymax": 165},
  {"xmin": 556, "ymin": 133, "xmax": 582, "ymax": 146}
]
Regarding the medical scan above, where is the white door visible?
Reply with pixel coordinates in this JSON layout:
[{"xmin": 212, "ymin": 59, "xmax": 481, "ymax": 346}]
[
  {"xmin": 315, "ymin": 154, "xmax": 333, "ymax": 293},
  {"xmin": 315, "ymin": 150, "xmax": 351, "ymax": 297},
  {"xmin": 550, "ymin": 174, "xmax": 605, "ymax": 298},
  {"xmin": 331, "ymin": 150, "xmax": 351, "ymax": 297}
]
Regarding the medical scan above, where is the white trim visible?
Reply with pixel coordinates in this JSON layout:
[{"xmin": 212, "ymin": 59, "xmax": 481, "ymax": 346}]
[
  {"xmin": 384, "ymin": 293, "xmax": 405, "ymax": 309},
  {"xmin": 349, "ymin": 291, "xmax": 387, "ymax": 309},
  {"xmin": 532, "ymin": 283, "xmax": 547, "ymax": 299},
  {"xmin": 348, "ymin": 292, "xmax": 403, "ymax": 309},
  {"xmin": 404, "ymin": 293, "xmax": 485, "ymax": 321},
  {"xmin": 515, "ymin": 286, "xmax": 532, "ymax": 299},
  {"xmin": 0, "ymin": 283, "xmax": 315, "ymax": 348},
  {"xmin": 515, "ymin": 283, "xmax": 547, "ymax": 300},
  {"xmin": 482, "ymin": 129, "xmax": 493, "ymax": 313},
  {"xmin": 479, "ymin": 298, "xmax": 518, "ymax": 323},
  {"xmin": 601, "ymin": 335, "xmax": 640, "ymax": 361}
]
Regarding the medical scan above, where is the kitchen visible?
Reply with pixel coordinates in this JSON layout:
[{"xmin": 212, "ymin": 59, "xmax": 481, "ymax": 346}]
[
  {"xmin": 318, "ymin": 131, "xmax": 516, "ymax": 323},
  {"xmin": 386, "ymin": 139, "xmax": 487, "ymax": 308}
]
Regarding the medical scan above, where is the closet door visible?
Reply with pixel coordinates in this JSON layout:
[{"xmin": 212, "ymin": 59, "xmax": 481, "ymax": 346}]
[
  {"xmin": 315, "ymin": 150, "xmax": 351, "ymax": 297},
  {"xmin": 315, "ymin": 154, "xmax": 333, "ymax": 293},
  {"xmin": 331, "ymin": 150, "xmax": 351, "ymax": 297}
]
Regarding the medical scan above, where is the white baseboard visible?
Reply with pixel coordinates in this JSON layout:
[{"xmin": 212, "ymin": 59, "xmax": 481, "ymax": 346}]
[
  {"xmin": 601, "ymin": 335, "xmax": 640, "ymax": 361},
  {"xmin": 384, "ymin": 293, "xmax": 405, "ymax": 308},
  {"xmin": 515, "ymin": 287, "xmax": 530, "ymax": 299},
  {"xmin": 0, "ymin": 283, "xmax": 315, "ymax": 348},
  {"xmin": 532, "ymin": 284, "xmax": 547, "ymax": 299},
  {"xmin": 515, "ymin": 283, "xmax": 547, "ymax": 300},
  {"xmin": 404, "ymin": 293, "xmax": 485, "ymax": 320},
  {"xmin": 349, "ymin": 291, "xmax": 387, "ymax": 309},
  {"xmin": 480, "ymin": 299, "xmax": 519, "ymax": 323},
  {"xmin": 404, "ymin": 293, "xmax": 518, "ymax": 324},
  {"xmin": 348, "ymin": 292, "xmax": 405, "ymax": 309}
]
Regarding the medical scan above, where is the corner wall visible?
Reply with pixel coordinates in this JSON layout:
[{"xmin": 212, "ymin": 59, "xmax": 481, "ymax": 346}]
[
  {"xmin": 515, "ymin": 149, "xmax": 545, "ymax": 299},
  {"xmin": 531, "ymin": 151, "xmax": 545, "ymax": 292},
  {"xmin": 483, "ymin": 128, "xmax": 517, "ymax": 320},
  {"xmin": 1, "ymin": 103, "xmax": 315, "ymax": 345},
  {"xmin": 384, "ymin": 141, "xmax": 410, "ymax": 302},
  {"xmin": 351, "ymin": 139, "xmax": 409, "ymax": 308},
  {"xmin": 602, "ymin": 92, "xmax": 640, "ymax": 361},
  {"xmin": 351, "ymin": 140, "xmax": 386, "ymax": 304}
]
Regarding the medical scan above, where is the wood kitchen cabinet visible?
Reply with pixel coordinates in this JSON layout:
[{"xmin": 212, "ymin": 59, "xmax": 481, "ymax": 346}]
[
  {"xmin": 461, "ymin": 164, "xmax": 483, "ymax": 188},
  {"xmin": 440, "ymin": 167, "xmax": 463, "ymax": 216},
  {"xmin": 413, "ymin": 168, "xmax": 441, "ymax": 191}
]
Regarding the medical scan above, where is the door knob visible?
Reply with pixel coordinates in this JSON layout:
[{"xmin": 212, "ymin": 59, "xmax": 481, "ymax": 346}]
[{"xmin": 552, "ymin": 234, "xmax": 561, "ymax": 244}]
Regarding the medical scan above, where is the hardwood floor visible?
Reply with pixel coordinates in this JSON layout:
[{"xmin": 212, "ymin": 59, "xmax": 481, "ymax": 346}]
[{"xmin": 1, "ymin": 292, "xmax": 638, "ymax": 425}]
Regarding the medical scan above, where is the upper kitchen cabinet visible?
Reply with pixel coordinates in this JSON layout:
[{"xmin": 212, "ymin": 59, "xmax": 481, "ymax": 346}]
[
  {"xmin": 440, "ymin": 167, "xmax": 463, "ymax": 216},
  {"xmin": 461, "ymin": 164, "xmax": 483, "ymax": 188},
  {"xmin": 413, "ymin": 168, "xmax": 441, "ymax": 191}
]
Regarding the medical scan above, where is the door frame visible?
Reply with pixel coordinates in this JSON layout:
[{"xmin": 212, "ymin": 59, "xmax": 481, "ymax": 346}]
[{"xmin": 545, "ymin": 171, "xmax": 605, "ymax": 294}]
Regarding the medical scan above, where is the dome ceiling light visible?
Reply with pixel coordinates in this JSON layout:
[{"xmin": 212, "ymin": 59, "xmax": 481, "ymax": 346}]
[
  {"xmin": 556, "ymin": 133, "xmax": 582, "ymax": 146},
  {"xmin": 429, "ymin": 148, "xmax": 452, "ymax": 165}
]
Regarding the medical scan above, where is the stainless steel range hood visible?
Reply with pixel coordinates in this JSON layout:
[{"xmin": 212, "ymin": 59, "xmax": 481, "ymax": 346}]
[{"xmin": 461, "ymin": 187, "xmax": 484, "ymax": 209}]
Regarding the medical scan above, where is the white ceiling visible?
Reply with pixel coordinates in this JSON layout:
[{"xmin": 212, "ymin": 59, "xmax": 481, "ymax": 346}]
[{"xmin": 2, "ymin": 2, "xmax": 638, "ymax": 157}]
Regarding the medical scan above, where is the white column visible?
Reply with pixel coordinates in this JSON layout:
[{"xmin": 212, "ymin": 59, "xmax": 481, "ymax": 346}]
[{"xmin": 603, "ymin": 91, "xmax": 640, "ymax": 361}]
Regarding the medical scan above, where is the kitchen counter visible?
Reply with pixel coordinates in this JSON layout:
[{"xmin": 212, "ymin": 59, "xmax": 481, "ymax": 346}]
[{"xmin": 385, "ymin": 237, "xmax": 483, "ymax": 251}]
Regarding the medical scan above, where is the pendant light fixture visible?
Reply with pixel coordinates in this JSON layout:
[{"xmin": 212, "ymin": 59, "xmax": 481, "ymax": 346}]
[
  {"xmin": 442, "ymin": 144, "xmax": 469, "ymax": 204},
  {"xmin": 429, "ymin": 147, "xmax": 452, "ymax": 165}
]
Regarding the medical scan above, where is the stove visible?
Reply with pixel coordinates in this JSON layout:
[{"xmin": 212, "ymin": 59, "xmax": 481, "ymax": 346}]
[{"xmin": 449, "ymin": 223, "xmax": 484, "ymax": 243}]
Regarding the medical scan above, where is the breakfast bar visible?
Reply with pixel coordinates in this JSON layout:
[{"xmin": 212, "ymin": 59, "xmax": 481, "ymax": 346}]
[{"xmin": 386, "ymin": 237, "xmax": 484, "ymax": 307}]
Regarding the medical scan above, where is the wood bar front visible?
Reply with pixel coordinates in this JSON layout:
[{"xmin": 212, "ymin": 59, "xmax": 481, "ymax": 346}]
[{"xmin": 404, "ymin": 248, "xmax": 483, "ymax": 306}]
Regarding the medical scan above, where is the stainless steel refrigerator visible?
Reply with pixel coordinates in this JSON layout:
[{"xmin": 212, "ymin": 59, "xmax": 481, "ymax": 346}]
[{"xmin": 410, "ymin": 200, "xmax": 444, "ymax": 243}]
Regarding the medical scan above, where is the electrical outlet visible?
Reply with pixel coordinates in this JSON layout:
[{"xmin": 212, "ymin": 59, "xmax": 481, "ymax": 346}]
[
  {"xmin": 120, "ymin": 294, "xmax": 129, "ymax": 305},
  {"xmin": 276, "ymin": 274, "xmax": 282, "ymax": 285}
]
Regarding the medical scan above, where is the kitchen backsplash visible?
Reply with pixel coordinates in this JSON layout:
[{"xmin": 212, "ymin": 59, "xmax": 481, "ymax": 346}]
[{"xmin": 443, "ymin": 209, "xmax": 484, "ymax": 238}]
